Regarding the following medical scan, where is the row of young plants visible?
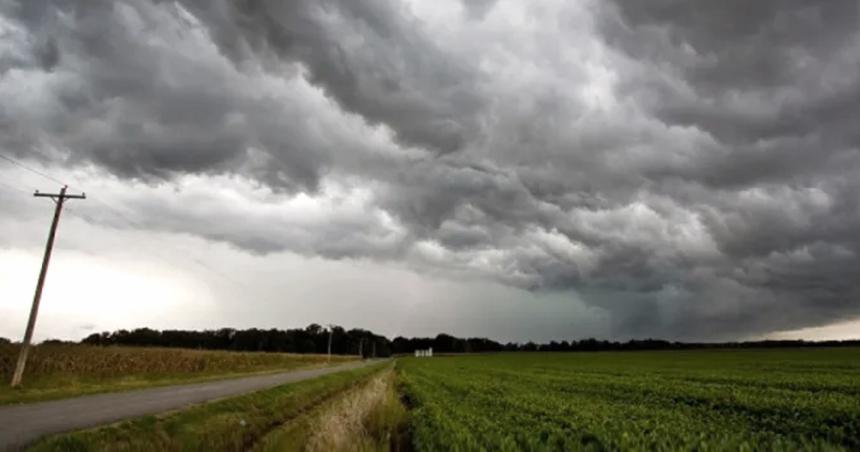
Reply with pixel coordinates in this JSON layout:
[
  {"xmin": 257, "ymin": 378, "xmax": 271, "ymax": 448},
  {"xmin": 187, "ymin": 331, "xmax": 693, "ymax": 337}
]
[{"xmin": 397, "ymin": 349, "xmax": 860, "ymax": 451}]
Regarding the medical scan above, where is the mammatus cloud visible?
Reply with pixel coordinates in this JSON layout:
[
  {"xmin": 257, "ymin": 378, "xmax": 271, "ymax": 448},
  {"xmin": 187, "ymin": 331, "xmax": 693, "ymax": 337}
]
[{"xmin": 1, "ymin": 0, "xmax": 859, "ymax": 340}]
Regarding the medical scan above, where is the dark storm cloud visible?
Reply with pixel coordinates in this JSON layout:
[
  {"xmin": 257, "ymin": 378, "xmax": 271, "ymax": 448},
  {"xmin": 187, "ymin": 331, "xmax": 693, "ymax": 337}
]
[
  {"xmin": 1, "ymin": 0, "xmax": 343, "ymax": 189},
  {"xmin": 180, "ymin": 0, "xmax": 484, "ymax": 153},
  {"xmin": 2, "ymin": 0, "xmax": 860, "ymax": 340},
  {"xmin": 585, "ymin": 0, "xmax": 860, "ymax": 338},
  {"xmin": 601, "ymin": 0, "xmax": 860, "ymax": 177}
]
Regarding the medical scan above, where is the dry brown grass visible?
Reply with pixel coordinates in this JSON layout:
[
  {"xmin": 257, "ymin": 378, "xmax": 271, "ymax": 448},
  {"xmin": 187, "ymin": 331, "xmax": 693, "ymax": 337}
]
[
  {"xmin": 257, "ymin": 366, "xmax": 409, "ymax": 452},
  {"xmin": 306, "ymin": 372, "xmax": 389, "ymax": 451}
]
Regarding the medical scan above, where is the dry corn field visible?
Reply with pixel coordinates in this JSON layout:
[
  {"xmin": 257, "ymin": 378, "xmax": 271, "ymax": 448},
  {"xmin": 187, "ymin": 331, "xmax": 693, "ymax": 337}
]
[{"xmin": 0, "ymin": 343, "xmax": 355, "ymax": 404}]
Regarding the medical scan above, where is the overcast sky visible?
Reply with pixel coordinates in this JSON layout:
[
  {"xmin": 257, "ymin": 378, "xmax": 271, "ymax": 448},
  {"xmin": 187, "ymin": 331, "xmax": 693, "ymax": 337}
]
[{"xmin": 1, "ymin": 0, "xmax": 859, "ymax": 343}]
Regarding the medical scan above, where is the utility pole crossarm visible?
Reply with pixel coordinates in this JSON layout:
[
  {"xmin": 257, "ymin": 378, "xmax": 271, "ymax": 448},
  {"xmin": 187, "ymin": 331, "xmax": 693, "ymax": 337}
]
[{"xmin": 34, "ymin": 190, "xmax": 86, "ymax": 200}]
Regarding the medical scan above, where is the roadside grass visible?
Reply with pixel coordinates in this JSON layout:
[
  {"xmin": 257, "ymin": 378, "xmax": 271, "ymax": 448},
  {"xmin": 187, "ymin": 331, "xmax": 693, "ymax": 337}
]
[
  {"xmin": 255, "ymin": 365, "xmax": 409, "ymax": 452},
  {"xmin": 0, "ymin": 344, "xmax": 355, "ymax": 405},
  {"xmin": 28, "ymin": 361, "xmax": 389, "ymax": 452}
]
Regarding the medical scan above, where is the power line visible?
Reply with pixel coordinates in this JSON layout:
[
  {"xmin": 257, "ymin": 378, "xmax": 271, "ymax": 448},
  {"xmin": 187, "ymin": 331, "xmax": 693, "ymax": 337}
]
[
  {"xmin": 0, "ymin": 155, "xmax": 251, "ymax": 290},
  {"xmin": 0, "ymin": 157, "xmax": 142, "ymax": 231},
  {"xmin": 64, "ymin": 189, "xmax": 252, "ymax": 290},
  {"xmin": 0, "ymin": 152, "xmax": 70, "ymax": 187}
]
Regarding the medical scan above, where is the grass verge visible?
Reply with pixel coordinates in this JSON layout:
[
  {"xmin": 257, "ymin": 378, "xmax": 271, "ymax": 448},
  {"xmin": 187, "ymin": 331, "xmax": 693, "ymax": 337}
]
[
  {"xmin": 255, "ymin": 365, "xmax": 410, "ymax": 452},
  {"xmin": 0, "ymin": 344, "xmax": 355, "ymax": 405},
  {"xmin": 28, "ymin": 361, "xmax": 388, "ymax": 452}
]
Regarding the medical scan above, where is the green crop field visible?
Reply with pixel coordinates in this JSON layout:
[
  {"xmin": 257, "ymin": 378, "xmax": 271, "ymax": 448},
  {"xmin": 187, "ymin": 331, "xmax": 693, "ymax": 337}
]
[{"xmin": 398, "ymin": 349, "xmax": 860, "ymax": 451}]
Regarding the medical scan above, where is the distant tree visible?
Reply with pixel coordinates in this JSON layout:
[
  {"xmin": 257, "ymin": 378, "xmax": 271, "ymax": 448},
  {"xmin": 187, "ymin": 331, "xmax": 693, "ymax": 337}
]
[{"xmin": 522, "ymin": 342, "xmax": 538, "ymax": 352}]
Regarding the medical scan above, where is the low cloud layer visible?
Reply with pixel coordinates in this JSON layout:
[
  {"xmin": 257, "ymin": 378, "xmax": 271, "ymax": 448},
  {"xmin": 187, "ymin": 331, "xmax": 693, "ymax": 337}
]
[{"xmin": 1, "ymin": 0, "xmax": 859, "ymax": 340}]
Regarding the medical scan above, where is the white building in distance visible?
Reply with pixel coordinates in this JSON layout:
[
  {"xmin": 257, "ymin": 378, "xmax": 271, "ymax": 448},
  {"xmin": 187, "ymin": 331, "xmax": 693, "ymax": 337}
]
[{"xmin": 414, "ymin": 347, "xmax": 433, "ymax": 357}]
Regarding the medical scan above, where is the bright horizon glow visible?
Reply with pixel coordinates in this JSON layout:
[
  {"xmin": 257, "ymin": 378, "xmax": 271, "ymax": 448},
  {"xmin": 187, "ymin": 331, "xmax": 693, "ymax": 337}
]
[
  {"xmin": 766, "ymin": 320, "xmax": 860, "ymax": 342},
  {"xmin": 0, "ymin": 248, "xmax": 213, "ymax": 342},
  {"xmin": 1, "ymin": 243, "xmax": 857, "ymax": 343}
]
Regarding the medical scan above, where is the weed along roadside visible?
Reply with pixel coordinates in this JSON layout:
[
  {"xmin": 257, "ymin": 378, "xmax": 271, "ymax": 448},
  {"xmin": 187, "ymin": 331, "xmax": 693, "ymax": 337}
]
[{"xmin": 254, "ymin": 365, "xmax": 410, "ymax": 452}]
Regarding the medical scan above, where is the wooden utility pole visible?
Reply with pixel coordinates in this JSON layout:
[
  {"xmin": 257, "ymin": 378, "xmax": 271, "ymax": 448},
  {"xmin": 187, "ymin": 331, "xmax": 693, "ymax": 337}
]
[
  {"xmin": 11, "ymin": 186, "xmax": 85, "ymax": 387},
  {"xmin": 327, "ymin": 324, "xmax": 333, "ymax": 362}
]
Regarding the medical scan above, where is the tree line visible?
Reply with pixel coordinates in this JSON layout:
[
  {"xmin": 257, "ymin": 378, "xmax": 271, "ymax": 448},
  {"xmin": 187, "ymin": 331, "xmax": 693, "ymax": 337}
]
[
  {"xmin": 80, "ymin": 325, "xmax": 391, "ymax": 357},
  {"xmin": 70, "ymin": 325, "xmax": 860, "ymax": 356}
]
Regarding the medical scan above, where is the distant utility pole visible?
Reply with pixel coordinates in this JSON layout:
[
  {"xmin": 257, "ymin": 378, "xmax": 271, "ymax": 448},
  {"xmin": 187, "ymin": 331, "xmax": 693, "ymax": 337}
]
[
  {"xmin": 358, "ymin": 338, "xmax": 364, "ymax": 359},
  {"xmin": 11, "ymin": 186, "xmax": 85, "ymax": 387},
  {"xmin": 372, "ymin": 340, "xmax": 376, "ymax": 358},
  {"xmin": 327, "ymin": 324, "xmax": 334, "ymax": 362}
]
